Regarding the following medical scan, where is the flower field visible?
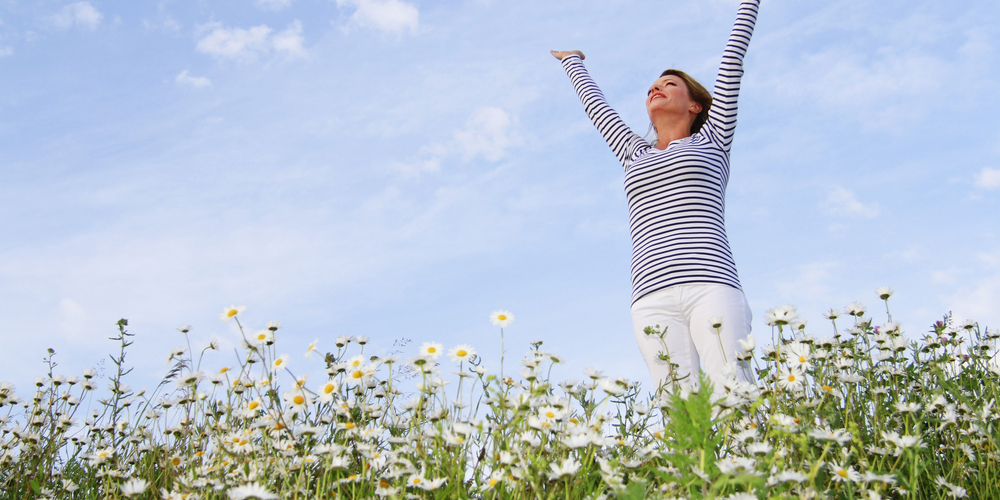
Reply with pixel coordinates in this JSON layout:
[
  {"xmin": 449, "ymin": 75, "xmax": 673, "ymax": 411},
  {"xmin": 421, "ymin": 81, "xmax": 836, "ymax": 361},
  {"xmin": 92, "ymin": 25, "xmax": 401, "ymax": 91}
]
[{"xmin": 1, "ymin": 291, "xmax": 998, "ymax": 499}]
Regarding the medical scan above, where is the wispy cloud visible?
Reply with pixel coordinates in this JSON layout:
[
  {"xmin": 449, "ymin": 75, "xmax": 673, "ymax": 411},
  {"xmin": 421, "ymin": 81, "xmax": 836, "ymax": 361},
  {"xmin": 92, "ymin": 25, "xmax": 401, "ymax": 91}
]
[
  {"xmin": 454, "ymin": 107, "xmax": 517, "ymax": 162},
  {"xmin": 196, "ymin": 20, "xmax": 304, "ymax": 61},
  {"xmin": 820, "ymin": 186, "xmax": 879, "ymax": 219},
  {"xmin": 974, "ymin": 167, "xmax": 1000, "ymax": 189},
  {"xmin": 175, "ymin": 70, "xmax": 211, "ymax": 89},
  {"xmin": 391, "ymin": 107, "xmax": 520, "ymax": 177},
  {"xmin": 0, "ymin": 46, "xmax": 12, "ymax": 57},
  {"xmin": 52, "ymin": 2, "xmax": 103, "ymax": 30},
  {"xmin": 755, "ymin": 6, "xmax": 992, "ymax": 132},
  {"xmin": 336, "ymin": 0, "xmax": 419, "ymax": 35}
]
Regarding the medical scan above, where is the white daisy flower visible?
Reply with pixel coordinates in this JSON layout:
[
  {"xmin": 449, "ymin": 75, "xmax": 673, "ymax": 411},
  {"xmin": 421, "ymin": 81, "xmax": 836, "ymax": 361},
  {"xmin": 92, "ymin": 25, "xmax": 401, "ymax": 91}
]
[
  {"xmin": 490, "ymin": 310, "xmax": 514, "ymax": 328},
  {"xmin": 220, "ymin": 305, "xmax": 246, "ymax": 322}
]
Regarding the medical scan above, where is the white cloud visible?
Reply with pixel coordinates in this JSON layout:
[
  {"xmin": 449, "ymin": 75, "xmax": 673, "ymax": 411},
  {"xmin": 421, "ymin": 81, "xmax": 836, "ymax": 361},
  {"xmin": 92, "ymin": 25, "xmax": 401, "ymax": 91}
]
[
  {"xmin": 336, "ymin": 0, "xmax": 419, "ymax": 35},
  {"xmin": 52, "ymin": 2, "xmax": 103, "ymax": 30},
  {"xmin": 271, "ymin": 21, "xmax": 305, "ymax": 56},
  {"xmin": 175, "ymin": 70, "xmax": 212, "ymax": 89},
  {"xmin": 196, "ymin": 21, "xmax": 304, "ymax": 61},
  {"xmin": 974, "ymin": 167, "xmax": 1000, "ymax": 189},
  {"xmin": 256, "ymin": 0, "xmax": 293, "ymax": 10},
  {"xmin": 391, "ymin": 107, "xmax": 520, "ymax": 177},
  {"xmin": 453, "ymin": 107, "xmax": 516, "ymax": 162},
  {"xmin": 0, "ymin": 46, "xmax": 11, "ymax": 57},
  {"xmin": 820, "ymin": 186, "xmax": 879, "ymax": 219}
]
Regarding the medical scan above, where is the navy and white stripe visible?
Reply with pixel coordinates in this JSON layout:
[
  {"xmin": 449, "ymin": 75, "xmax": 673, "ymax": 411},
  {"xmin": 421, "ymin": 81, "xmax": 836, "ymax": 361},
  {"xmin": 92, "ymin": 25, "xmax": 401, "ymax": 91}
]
[{"xmin": 561, "ymin": 0, "xmax": 759, "ymax": 306}]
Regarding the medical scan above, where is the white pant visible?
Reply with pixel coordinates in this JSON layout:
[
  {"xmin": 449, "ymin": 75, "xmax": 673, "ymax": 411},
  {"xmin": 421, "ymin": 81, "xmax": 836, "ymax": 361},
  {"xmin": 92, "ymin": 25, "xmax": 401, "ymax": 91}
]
[{"xmin": 630, "ymin": 283, "xmax": 752, "ymax": 388}]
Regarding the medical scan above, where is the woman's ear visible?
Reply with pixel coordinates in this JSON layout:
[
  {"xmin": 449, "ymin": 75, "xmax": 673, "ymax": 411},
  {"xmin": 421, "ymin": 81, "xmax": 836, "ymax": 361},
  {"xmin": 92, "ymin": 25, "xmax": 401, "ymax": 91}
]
[{"xmin": 690, "ymin": 102, "xmax": 703, "ymax": 114}]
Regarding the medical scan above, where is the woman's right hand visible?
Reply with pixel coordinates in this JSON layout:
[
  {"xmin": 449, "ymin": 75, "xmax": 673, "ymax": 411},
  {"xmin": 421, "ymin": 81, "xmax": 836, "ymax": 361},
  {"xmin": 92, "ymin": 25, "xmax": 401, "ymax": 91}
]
[{"xmin": 550, "ymin": 50, "xmax": 584, "ymax": 61}]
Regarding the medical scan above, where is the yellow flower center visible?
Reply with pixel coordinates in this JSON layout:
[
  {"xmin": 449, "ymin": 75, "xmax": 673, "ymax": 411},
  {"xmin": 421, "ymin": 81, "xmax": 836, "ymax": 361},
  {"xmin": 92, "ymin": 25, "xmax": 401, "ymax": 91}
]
[
  {"xmin": 345, "ymin": 422, "xmax": 355, "ymax": 429},
  {"xmin": 293, "ymin": 395, "xmax": 305, "ymax": 405},
  {"xmin": 324, "ymin": 384, "xmax": 335, "ymax": 394},
  {"xmin": 799, "ymin": 356, "xmax": 807, "ymax": 363},
  {"xmin": 248, "ymin": 401, "xmax": 259, "ymax": 410},
  {"xmin": 787, "ymin": 374, "xmax": 796, "ymax": 382},
  {"xmin": 428, "ymin": 347, "xmax": 437, "ymax": 353},
  {"xmin": 837, "ymin": 469, "xmax": 848, "ymax": 478},
  {"xmin": 456, "ymin": 350, "xmax": 467, "ymax": 357},
  {"xmin": 412, "ymin": 478, "xmax": 422, "ymax": 484},
  {"xmin": 219, "ymin": 367, "xmax": 229, "ymax": 373},
  {"xmin": 228, "ymin": 309, "xmax": 238, "ymax": 317},
  {"xmin": 497, "ymin": 315, "xmax": 507, "ymax": 321},
  {"xmin": 545, "ymin": 411, "xmax": 555, "ymax": 418},
  {"xmin": 822, "ymin": 385, "xmax": 832, "ymax": 392},
  {"xmin": 171, "ymin": 457, "xmax": 181, "ymax": 466},
  {"xmin": 489, "ymin": 478, "xmax": 499, "ymax": 487},
  {"xmin": 238, "ymin": 439, "xmax": 248, "ymax": 446},
  {"xmin": 275, "ymin": 359, "xmax": 283, "ymax": 366},
  {"xmin": 352, "ymin": 370, "xmax": 364, "ymax": 379},
  {"xmin": 257, "ymin": 334, "xmax": 266, "ymax": 340}
]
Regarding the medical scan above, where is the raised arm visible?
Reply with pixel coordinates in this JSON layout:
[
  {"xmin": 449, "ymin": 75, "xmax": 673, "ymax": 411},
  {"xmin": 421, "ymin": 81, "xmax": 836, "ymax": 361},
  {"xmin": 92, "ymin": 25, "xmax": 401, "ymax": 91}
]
[
  {"xmin": 703, "ymin": 0, "xmax": 760, "ymax": 152},
  {"xmin": 554, "ymin": 52, "xmax": 650, "ymax": 170}
]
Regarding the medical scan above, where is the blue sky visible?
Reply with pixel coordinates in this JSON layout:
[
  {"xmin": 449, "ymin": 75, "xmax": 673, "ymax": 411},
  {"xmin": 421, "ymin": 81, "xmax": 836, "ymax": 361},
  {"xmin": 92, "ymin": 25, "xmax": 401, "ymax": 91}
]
[{"xmin": 1, "ymin": 0, "xmax": 998, "ymax": 394}]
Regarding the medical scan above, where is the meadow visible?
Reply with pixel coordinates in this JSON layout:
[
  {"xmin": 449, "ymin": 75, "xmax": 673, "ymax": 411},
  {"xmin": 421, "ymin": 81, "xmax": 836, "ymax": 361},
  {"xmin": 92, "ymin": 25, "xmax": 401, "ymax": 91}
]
[{"xmin": 1, "ymin": 289, "xmax": 996, "ymax": 499}]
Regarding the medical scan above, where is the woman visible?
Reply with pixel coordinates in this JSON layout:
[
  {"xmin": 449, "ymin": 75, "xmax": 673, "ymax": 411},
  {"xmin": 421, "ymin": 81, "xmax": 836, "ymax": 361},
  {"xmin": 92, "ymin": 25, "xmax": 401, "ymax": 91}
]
[{"xmin": 551, "ymin": 0, "xmax": 759, "ymax": 387}]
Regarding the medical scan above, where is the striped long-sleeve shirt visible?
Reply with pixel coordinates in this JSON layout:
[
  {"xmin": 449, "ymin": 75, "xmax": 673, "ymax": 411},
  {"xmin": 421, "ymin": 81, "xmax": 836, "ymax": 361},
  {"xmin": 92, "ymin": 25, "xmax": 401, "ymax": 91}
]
[{"xmin": 561, "ymin": 0, "xmax": 759, "ymax": 306}]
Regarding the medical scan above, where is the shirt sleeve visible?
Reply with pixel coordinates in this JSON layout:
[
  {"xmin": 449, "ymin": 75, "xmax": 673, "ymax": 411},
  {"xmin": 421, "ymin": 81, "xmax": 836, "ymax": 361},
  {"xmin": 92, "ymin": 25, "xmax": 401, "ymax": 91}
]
[
  {"xmin": 561, "ymin": 55, "xmax": 650, "ymax": 170},
  {"xmin": 702, "ymin": 0, "xmax": 760, "ymax": 153}
]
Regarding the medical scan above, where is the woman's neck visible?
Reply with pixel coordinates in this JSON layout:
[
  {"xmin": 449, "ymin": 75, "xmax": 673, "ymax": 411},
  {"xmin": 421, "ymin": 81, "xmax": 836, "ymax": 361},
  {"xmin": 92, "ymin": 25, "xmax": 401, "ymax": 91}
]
[{"xmin": 652, "ymin": 118, "xmax": 692, "ymax": 150}]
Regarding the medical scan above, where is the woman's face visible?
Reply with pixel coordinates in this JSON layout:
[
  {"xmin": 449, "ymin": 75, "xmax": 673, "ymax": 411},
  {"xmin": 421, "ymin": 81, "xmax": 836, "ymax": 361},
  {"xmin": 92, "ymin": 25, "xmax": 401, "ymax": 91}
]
[{"xmin": 646, "ymin": 75, "xmax": 699, "ymax": 119}]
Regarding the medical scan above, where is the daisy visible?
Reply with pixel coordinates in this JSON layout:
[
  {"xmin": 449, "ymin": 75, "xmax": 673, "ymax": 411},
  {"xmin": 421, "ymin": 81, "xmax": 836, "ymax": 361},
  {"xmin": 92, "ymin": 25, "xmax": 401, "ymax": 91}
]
[
  {"xmin": 548, "ymin": 457, "xmax": 581, "ymax": 480},
  {"xmin": 785, "ymin": 342, "xmax": 813, "ymax": 370},
  {"xmin": 490, "ymin": 310, "xmax": 514, "ymax": 328},
  {"xmin": 119, "ymin": 478, "xmax": 148, "ymax": 497},
  {"xmin": 283, "ymin": 389, "xmax": 312, "ymax": 413},
  {"xmin": 251, "ymin": 330, "xmax": 274, "ymax": 346},
  {"xmin": 773, "ymin": 470, "xmax": 808, "ymax": 483},
  {"xmin": 844, "ymin": 302, "xmax": 866, "ymax": 317},
  {"xmin": 220, "ymin": 305, "xmax": 246, "ymax": 322},
  {"xmin": 776, "ymin": 368, "xmax": 805, "ymax": 391},
  {"xmin": 448, "ymin": 344, "xmax": 476, "ymax": 363},
  {"xmin": 177, "ymin": 325, "xmax": 192, "ymax": 334},
  {"xmin": 346, "ymin": 355, "xmax": 366, "ymax": 369},
  {"xmin": 304, "ymin": 338, "xmax": 319, "ymax": 358},
  {"xmin": 828, "ymin": 462, "xmax": 861, "ymax": 482},
  {"xmin": 89, "ymin": 447, "xmax": 114, "ymax": 466},
  {"xmin": 271, "ymin": 354, "xmax": 290, "ymax": 373},
  {"xmin": 861, "ymin": 472, "xmax": 896, "ymax": 484},
  {"xmin": 317, "ymin": 380, "xmax": 338, "ymax": 403},
  {"xmin": 227, "ymin": 482, "xmax": 278, "ymax": 500},
  {"xmin": 764, "ymin": 305, "xmax": 799, "ymax": 327},
  {"xmin": 809, "ymin": 427, "xmax": 852, "ymax": 445},
  {"xmin": 876, "ymin": 286, "xmax": 894, "ymax": 300},
  {"xmin": 420, "ymin": 342, "xmax": 444, "ymax": 359}
]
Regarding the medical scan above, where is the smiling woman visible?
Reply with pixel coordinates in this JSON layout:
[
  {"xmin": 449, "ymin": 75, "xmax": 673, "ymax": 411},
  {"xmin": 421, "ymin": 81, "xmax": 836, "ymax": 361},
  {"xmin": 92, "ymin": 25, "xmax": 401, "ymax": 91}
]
[{"xmin": 551, "ymin": 0, "xmax": 761, "ymax": 389}]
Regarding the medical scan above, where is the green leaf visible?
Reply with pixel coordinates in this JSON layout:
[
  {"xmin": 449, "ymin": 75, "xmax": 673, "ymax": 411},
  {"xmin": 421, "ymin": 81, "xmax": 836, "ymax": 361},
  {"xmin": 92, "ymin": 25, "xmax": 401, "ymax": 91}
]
[{"xmin": 616, "ymin": 479, "xmax": 648, "ymax": 500}]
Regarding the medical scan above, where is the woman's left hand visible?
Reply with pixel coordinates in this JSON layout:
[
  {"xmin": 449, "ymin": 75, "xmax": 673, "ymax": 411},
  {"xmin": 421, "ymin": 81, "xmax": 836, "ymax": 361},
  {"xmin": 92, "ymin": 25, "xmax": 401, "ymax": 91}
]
[{"xmin": 550, "ymin": 50, "xmax": 584, "ymax": 61}]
